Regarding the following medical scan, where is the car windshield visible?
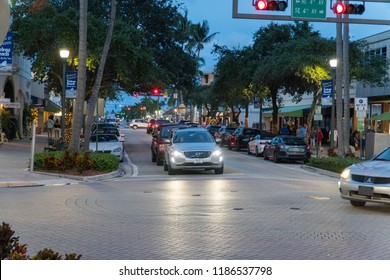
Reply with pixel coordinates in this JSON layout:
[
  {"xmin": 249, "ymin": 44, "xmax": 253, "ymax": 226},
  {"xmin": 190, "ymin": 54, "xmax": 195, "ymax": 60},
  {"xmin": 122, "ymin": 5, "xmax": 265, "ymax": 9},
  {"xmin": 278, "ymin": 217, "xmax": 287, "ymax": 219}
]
[
  {"xmin": 173, "ymin": 131, "xmax": 214, "ymax": 143},
  {"xmin": 90, "ymin": 135, "xmax": 118, "ymax": 143},
  {"xmin": 373, "ymin": 147, "xmax": 390, "ymax": 161}
]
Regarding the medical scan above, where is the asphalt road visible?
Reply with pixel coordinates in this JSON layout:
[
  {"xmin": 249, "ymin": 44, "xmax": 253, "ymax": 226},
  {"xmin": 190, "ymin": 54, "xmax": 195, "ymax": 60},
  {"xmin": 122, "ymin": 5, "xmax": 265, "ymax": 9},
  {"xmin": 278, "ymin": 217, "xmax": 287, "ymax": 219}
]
[{"xmin": 1, "ymin": 128, "xmax": 390, "ymax": 260}]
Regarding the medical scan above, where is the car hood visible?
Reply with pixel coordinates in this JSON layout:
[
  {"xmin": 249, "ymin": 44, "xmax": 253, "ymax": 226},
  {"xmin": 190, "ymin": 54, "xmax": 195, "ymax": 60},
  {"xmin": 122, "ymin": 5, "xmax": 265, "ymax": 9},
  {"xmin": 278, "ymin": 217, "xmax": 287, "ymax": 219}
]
[
  {"xmin": 89, "ymin": 142, "xmax": 121, "ymax": 151},
  {"xmin": 172, "ymin": 142, "xmax": 219, "ymax": 151},
  {"xmin": 350, "ymin": 160, "xmax": 390, "ymax": 177}
]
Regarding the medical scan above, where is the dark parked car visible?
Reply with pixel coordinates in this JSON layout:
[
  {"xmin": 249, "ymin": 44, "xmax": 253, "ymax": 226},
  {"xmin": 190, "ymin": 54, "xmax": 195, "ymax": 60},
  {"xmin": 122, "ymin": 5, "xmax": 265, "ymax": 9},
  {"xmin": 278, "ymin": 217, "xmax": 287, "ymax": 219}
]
[
  {"xmin": 147, "ymin": 118, "xmax": 171, "ymax": 134},
  {"xmin": 151, "ymin": 124, "xmax": 188, "ymax": 165},
  {"xmin": 227, "ymin": 127, "xmax": 261, "ymax": 151},
  {"xmin": 263, "ymin": 135, "xmax": 311, "ymax": 163},
  {"xmin": 214, "ymin": 126, "xmax": 236, "ymax": 146},
  {"xmin": 206, "ymin": 125, "xmax": 221, "ymax": 136}
]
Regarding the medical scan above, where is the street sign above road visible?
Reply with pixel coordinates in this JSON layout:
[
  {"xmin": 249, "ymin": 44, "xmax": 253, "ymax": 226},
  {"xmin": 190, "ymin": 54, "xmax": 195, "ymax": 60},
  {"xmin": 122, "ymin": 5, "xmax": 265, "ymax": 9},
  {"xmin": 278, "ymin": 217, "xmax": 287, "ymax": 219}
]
[{"xmin": 292, "ymin": 0, "xmax": 327, "ymax": 19}]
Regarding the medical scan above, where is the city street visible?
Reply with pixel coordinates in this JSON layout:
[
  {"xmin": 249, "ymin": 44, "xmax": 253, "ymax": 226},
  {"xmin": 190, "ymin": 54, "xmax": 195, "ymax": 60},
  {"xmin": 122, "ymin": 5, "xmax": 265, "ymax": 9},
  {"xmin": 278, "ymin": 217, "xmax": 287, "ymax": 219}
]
[{"xmin": 1, "ymin": 128, "xmax": 390, "ymax": 260}]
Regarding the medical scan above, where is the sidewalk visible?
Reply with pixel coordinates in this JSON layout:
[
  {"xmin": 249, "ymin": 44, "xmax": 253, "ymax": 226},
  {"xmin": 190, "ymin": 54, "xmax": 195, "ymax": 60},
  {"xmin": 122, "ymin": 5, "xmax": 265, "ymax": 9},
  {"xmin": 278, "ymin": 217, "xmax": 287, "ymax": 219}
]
[{"xmin": 0, "ymin": 134, "xmax": 119, "ymax": 187}]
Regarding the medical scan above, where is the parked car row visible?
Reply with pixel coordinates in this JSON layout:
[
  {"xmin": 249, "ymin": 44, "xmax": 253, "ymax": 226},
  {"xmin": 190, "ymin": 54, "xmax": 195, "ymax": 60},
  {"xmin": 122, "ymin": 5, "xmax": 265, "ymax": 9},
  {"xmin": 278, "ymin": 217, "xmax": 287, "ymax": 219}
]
[
  {"xmin": 89, "ymin": 123, "xmax": 125, "ymax": 161},
  {"xmin": 211, "ymin": 126, "xmax": 311, "ymax": 163}
]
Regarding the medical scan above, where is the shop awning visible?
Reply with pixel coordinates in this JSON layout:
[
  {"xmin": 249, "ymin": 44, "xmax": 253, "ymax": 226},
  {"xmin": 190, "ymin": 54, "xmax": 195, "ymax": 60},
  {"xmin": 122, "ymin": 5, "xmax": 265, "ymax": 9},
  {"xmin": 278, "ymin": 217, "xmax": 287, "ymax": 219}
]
[
  {"xmin": 45, "ymin": 100, "xmax": 61, "ymax": 113},
  {"xmin": 371, "ymin": 111, "xmax": 390, "ymax": 121},
  {"xmin": 262, "ymin": 104, "xmax": 312, "ymax": 118}
]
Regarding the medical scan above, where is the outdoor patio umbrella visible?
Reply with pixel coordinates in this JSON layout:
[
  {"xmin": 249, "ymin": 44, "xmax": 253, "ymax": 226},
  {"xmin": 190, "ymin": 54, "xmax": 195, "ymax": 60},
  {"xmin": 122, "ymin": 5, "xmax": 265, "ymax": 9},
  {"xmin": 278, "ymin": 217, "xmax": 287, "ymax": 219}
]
[{"xmin": 371, "ymin": 111, "xmax": 390, "ymax": 121}]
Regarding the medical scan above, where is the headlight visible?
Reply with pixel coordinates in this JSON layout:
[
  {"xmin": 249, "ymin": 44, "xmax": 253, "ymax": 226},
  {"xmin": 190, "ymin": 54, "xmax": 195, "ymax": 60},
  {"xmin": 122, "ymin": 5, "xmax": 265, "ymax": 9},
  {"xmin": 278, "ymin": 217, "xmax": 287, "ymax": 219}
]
[
  {"xmin": 340, "ymin": 168, "xmax": 351, "ymax": 180},
  {"xmin": 212, "ymin": 149, "xmax": 222, "ymax": 156},
  {"xmin": 172, "ymin": 150, "xmax": 184, "ymax": 157},
  {"xmin": 113, "ymin": 147, "xmax": 122, "ymax": 152}
]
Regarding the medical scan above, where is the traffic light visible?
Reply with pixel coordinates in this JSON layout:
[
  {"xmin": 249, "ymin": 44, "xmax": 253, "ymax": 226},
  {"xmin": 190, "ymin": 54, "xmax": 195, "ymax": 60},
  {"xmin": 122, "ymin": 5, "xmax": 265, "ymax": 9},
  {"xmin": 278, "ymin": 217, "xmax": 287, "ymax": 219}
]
[
  {"xmin": 152, "ymin": 88, "xmax": 160, "ymax": 95},
  {"xmin": 253, "ymin": 0, "xmax": 288, "ymax": 11},
  {"xmin": 332, "ymin": 1, "xmax": 365, "ymax": 15}
]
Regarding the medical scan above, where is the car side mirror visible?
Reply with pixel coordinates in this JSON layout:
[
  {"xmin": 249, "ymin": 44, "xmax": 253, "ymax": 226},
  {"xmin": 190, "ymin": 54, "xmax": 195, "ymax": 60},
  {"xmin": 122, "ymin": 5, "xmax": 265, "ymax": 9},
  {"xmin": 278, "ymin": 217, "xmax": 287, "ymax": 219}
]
[{"xmin": 215, "ymin": 138, "xmax": 222, "ymax": 145}]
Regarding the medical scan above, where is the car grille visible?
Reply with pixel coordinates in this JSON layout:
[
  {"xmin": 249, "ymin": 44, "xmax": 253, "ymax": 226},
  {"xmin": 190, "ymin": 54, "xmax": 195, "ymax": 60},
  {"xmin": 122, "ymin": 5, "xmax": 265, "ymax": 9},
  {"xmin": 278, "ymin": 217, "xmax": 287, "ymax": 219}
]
[
  {"xmin": 184, "ymin": 151, "xmax": 211, "ymax": 158},
  {"xmin": 97, "ymin": 150, "xmax": 112, "ymax": 153},
  {"xmin": 351, "ymin": 174, "xmax": 390, "ymax": 184}
]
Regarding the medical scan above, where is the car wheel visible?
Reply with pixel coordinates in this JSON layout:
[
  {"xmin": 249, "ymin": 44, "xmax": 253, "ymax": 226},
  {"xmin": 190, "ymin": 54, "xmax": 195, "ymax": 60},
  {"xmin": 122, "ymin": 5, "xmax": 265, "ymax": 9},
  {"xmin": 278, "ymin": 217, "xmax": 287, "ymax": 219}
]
[
  {"xmin": 163, "ymin": 159, "xmax": 168, "ymax": 171},
  {"xmin": 273, "ymin": 152, "xmax": 279, "ymax": 163},
  {"xmin": 151, "ymin": 149, "xmax": 156, "ymax": 162},
  {"xmin": 168, "ymin": 163, "xmax": 177, "ymax": 175},
  {"xmin": 350, "ymin": 200, "xmax": 366, "ymax": 207},
  {"xmin": 215, "ymin": 164, "xmax": 224, "ymax": 174},
  {"xmin": 255, "ymin": 147, "xmax": 259, "ymax": 157},
  {"xmin": 132, "ymin": 125, "xmax": 138, "ymax": 130}
]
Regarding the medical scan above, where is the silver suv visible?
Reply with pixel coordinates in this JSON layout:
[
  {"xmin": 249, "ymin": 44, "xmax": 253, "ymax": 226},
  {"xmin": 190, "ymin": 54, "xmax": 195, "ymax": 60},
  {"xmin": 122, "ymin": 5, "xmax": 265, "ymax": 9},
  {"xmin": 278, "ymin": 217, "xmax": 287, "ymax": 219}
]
[{"xmin": 128, "ymin": 119, "xmax": 148, "ymax": 129}]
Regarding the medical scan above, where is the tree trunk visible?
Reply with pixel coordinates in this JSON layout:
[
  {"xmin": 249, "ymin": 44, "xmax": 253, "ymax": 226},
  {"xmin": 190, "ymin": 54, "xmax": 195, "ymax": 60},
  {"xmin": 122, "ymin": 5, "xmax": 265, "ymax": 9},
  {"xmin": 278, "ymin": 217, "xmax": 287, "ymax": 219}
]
[
  {"xmin": 83, "ymin": 0, "xmax": 117, "ymax": 150},
  {"xmin": 271, "ymin": 90, "xmax": 279, "ymax": 135},
  {"xmin": 70, "ymin": 0, "xmax": 88, "ymax": 152}
]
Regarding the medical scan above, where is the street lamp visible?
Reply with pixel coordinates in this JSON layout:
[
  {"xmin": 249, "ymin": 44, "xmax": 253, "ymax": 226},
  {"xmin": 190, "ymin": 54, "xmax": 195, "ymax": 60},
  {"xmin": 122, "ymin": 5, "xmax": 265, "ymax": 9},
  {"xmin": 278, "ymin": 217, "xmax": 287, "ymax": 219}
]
[
  {"xmin": 59, "ymin": 49, "xmax": 69, "ymax": 138},
  {"xmin": 329, "ymin": 58, "xmax": 337, "ymax": 149}
]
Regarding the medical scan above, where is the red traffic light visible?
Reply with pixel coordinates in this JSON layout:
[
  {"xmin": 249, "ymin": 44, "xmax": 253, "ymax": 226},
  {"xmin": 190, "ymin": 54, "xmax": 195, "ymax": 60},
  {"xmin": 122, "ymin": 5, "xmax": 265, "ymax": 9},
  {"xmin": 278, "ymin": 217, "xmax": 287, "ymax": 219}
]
[
  {"xmin": 332, "ymin": 2, "xmax": 346, "ymax": 14},
  {"xmin": 254, "ymin": 0, "xmax": 287, "ymax": 11},
  {"xmin": 332, "ymin": 2, "xmax": 365, "ymax": 15},
  {"xmin": 254, "ymin": 0, "xmax": 267, "ymax": 10},
  {"xmin": 152, "ymin": 88, "xmax": 160, "ymax": 95}
]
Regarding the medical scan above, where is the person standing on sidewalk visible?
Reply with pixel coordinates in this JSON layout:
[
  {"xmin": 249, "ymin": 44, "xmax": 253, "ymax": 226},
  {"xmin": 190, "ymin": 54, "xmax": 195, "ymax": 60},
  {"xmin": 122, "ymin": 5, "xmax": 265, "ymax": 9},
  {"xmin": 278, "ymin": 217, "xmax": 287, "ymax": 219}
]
[
  {"xmin": 54, "ymin": 118, "xmax": 61, "ymax": 138},
  {"xmin": 45, "ymin": 115, "xmax": 54, "ymax": 138},
  {"xmin": 316, "ymin": 127, "xmax": 323, "ymax": 153}
]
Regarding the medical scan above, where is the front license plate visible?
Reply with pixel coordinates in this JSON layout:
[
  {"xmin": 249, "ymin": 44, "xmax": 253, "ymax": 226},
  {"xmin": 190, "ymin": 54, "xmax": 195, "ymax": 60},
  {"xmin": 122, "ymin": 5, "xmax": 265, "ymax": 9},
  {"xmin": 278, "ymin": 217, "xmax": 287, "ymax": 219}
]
[
  {"xmin": 193, "ymin": 159, "xmax": 203, "ymax": 164},
  {"xmin": 358, "ymin": 186, "xmax": 374, "ymax": 196}
]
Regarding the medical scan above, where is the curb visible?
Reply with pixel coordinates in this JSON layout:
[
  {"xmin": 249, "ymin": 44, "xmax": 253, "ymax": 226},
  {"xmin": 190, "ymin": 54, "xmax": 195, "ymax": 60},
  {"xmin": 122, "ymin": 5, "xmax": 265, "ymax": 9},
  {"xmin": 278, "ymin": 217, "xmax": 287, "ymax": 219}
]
[
  {"xmin": 0, "ymin": 168, "xmax": 124, "ymax": 188},
  {"xmin": 301, "ymin": 165, "xmax": 340, "ymax": 179}
]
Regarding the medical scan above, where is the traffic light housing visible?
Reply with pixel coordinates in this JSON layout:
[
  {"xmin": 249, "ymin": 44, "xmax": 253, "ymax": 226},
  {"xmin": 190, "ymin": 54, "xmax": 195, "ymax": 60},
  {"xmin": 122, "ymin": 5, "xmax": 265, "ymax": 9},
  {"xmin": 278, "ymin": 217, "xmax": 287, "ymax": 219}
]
[
  {"xmin": 332, "ymin": 1, "xmax": 365, "ymax": 15},
  {"xmin": 253, "ymin": 0, "xmax": 288, "ymax": 11}
]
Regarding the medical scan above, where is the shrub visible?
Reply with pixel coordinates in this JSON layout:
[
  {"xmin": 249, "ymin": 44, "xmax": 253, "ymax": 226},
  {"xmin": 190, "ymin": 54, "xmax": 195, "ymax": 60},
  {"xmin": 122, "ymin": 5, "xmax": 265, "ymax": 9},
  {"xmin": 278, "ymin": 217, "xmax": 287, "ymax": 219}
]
[
  {"xmin": 307, "ymin": 156, "xmax": 363, "ymax": 173},
  {"xmin": 0, "ymin": 222, "xmax": 81, "ymax": 260},
  {"xmin": 33, "ymin": 151, "xmax": 119, "ymax": 174}
]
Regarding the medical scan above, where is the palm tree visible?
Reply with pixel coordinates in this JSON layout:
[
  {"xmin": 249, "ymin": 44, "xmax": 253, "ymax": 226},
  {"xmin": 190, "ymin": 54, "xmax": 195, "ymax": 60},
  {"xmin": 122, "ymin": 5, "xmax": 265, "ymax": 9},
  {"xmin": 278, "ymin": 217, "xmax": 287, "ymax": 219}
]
[
  {"xmin": 188, "ymin": 20, "xmax": 218, "ymax": 122},
  {"xmin": 82, "ymin": 0, "xmax": 117, "ymax": 150},
  {"xmin": 70, "ymin": 0, "xmax": 88, "ymax": 151}
]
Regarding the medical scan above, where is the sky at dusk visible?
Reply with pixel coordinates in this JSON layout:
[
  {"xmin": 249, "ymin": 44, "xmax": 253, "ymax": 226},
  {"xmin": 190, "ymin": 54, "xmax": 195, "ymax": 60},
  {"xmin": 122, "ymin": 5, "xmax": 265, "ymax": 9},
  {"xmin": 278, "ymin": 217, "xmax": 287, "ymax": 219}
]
[
  {"xmin": 184, "ymin": 0, "xmax": 390, "ymax": 72},
  {"xmin": 107, "ymin": 0, "xmax": 390, "ymax": 113}
]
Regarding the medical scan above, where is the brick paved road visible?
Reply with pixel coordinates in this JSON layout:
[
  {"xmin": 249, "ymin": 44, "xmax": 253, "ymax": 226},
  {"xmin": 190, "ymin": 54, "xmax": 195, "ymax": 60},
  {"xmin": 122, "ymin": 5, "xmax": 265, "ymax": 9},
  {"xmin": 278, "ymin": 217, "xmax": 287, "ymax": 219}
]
[{"xmin": 1, "ymin": 172, "xmax": 390, "ymax": 260}]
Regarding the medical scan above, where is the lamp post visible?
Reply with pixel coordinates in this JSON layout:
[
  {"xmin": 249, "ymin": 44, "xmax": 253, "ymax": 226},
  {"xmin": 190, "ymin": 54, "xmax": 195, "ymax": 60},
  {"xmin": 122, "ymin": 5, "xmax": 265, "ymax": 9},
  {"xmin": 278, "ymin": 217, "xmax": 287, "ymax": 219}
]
[
  {"xmin": 329, "ymin": 59, "xmax": 337, "ymax": 149},
  {"xmin": 59, "ymin": 49, "xmax": 69, "ymax": 138}
]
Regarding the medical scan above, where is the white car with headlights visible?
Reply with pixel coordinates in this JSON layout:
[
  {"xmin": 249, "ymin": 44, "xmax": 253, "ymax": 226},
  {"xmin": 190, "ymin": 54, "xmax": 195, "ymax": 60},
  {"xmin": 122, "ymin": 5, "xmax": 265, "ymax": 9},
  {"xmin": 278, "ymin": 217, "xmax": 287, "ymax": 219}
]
[
  {"xmin": 89, "ymin": 134, "xmax": 124, "ymax": 162},
  {"xmin": 163, "ymin": 127, "xmax": 224, "ymax": 175},
  {"xmin": 339, "ymin": 146, "xmax": 390, "ymax": 207}
]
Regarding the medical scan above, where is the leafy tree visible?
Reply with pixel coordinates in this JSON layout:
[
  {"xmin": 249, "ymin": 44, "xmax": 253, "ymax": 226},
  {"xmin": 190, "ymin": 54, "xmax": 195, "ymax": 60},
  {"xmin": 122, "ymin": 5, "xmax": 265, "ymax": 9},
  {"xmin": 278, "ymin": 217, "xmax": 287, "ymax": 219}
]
[
  {"xmin": 11, "ymin": 0, "xmax": 198, "ymax": 150},
  {"xmin": 251, "ymin": 22, "xmax": 334, "ymax": 134}
]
